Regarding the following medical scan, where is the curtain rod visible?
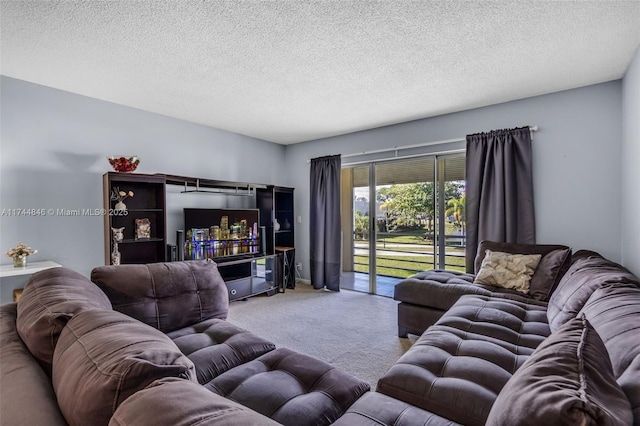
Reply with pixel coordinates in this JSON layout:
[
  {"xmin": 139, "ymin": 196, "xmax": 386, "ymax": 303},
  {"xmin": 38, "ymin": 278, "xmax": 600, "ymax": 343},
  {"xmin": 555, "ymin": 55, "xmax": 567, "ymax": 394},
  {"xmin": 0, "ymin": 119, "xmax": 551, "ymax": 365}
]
[
  {"xmin": 342, "ymin": 148, "xmax": 466, "ymax": 167},
  {"xmin": 308, "ymin": 125, "xmax": 538, "ymax": 162},
  {"xmin": 341, "ymin": 125, "xmax": 538, "ymax": 159}
]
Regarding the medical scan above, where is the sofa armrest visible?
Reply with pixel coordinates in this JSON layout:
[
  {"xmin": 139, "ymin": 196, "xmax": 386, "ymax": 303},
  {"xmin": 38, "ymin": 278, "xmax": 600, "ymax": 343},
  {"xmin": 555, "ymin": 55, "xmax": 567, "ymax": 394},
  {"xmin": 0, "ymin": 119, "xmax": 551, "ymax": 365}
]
[{"xmin": 1, "ymin": 303, "xmax": 67, "ymax": 425}]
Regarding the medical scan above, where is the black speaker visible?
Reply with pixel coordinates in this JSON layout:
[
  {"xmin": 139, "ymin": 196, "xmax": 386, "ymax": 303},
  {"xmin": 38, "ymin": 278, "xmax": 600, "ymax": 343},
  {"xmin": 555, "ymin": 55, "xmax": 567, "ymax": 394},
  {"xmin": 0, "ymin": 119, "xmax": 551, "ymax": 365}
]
[
  {"xmin": 166, "ymin": 244, "xmax": 177, "ymax": 262},
  {"xmin": 176, "ymin": 230, "xmax": 185, "ymax": 261},
  {"xmin": 259, "ymin": 226, "xmax": 266, "ymax": 255}
]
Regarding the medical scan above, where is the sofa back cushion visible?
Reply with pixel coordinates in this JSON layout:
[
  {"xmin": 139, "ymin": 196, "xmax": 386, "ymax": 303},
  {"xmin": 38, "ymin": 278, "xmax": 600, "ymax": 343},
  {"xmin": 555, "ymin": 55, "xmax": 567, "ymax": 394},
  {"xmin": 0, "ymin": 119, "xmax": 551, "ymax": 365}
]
[
  {"xmin": 52, "ymin": 309, "xmax": 196, "ymax": 426},
  {"xmin": 91, "ymin": 260, "xmax": 228, "ymax": 333},
  {"xmin": 485, "ymin": 315, "xmax": 633, "ymax": 426},
  {"xmin": 547, "ymin": 252, "xmax": 640, "ymax": 332},
  {"xmin": 110, "ymin": 377, "xmax": 280, "ymax": 426},
  {"xmin": 580, "ymin": 285, "xmax": 640, "ymax": 424},
  {"xmin": 1, "ymin": 304, "xmax": 68, "ymax": 426},
  {"xmin": 16, "ymin": 267, "xmax": 112, "ymax": 370},
  {"xmin": 474, "ymin": 240, "xmax": 571, "ymax": 301}
]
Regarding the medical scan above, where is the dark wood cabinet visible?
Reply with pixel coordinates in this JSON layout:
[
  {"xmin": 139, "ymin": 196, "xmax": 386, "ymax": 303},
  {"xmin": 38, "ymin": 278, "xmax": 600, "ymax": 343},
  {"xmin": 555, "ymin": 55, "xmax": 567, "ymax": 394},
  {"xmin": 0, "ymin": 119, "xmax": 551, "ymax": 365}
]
[
  {"xmin": 102, "ymin": 174, "xmax": 293, "ymax": 298},
  {"xmin": 103, "ymin": 172, "xmax": 166, "ymax": 265},
  {"xmin": 257, "ymin": 186, "xmax": 295, "ymax": 254},
  {"xmin": 257, "ymin": 186, "xmax": 295, "ymax": 289}
]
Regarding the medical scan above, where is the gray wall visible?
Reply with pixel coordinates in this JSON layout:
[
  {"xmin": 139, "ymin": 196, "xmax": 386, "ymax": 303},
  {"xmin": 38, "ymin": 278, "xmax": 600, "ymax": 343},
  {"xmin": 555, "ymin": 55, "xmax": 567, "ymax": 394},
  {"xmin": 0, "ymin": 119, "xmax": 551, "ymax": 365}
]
[
  {"xmin": 622, "ymin": 47, "xmax": 640, "ymax": 276},
  {"xmin": 0, "ymin": 73, "xmax": 633, "ymax": 299},
  {"xmin": 286, "ymin": 81, "xmax": 624, "ymax": 280},
  {"xmin": 0, "ymin": 76, "xmax": 285, "ymax": 302}
]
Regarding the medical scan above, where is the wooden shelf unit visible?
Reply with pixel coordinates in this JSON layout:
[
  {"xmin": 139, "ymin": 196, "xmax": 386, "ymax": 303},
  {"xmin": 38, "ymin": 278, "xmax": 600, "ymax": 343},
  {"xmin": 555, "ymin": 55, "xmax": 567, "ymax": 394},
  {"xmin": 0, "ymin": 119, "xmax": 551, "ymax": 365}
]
[
  {"xmin": 102, "ymin": 174, "xmax": 296, "ymax": 299},
  {"xmin": 103, "ymin": 172, "xmax": 167, "ymax": 265},
  {"xmin": 257, "ymin": 186, "xmax": 295, "ymax": 290}
]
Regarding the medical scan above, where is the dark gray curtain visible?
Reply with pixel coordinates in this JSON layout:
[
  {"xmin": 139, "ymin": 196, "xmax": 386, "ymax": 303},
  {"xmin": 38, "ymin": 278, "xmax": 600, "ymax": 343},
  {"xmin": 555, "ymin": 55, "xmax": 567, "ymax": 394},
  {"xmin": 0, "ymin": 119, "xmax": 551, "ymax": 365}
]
[
  {"xmin": 310, "ymin": 155, "xmax": 341, "ymax": 291},
  {"xmin": 465, "ymin": 126, "xmax": 535, "ymax": 273}
]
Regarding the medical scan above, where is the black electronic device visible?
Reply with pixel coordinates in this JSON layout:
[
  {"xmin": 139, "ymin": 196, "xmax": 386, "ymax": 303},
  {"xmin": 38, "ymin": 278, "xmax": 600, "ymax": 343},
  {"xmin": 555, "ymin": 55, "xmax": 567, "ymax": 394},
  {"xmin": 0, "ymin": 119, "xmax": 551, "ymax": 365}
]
[
  {"xmin": 176, "ymin": 230, "xmax": 185, "ymax": 261},
  {"xmin": 183, "ymin": 208, "xmax": 261, "ymax": 261}
]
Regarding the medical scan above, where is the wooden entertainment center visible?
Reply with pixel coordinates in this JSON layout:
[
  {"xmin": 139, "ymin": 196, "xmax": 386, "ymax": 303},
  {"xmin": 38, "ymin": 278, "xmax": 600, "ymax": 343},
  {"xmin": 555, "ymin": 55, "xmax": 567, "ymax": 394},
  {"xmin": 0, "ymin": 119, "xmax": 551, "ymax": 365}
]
[{"xmin": 102, "ymin": 172, "xmax": 294, "ymax": 301}]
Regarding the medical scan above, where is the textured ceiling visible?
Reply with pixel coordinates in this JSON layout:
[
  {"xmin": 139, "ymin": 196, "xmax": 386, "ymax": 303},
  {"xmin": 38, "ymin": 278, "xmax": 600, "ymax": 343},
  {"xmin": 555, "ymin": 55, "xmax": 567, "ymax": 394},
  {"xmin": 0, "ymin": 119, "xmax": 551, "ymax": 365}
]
[{"xmin": 2, "ymin": 1, "xmax": 639, "ymax": 145}]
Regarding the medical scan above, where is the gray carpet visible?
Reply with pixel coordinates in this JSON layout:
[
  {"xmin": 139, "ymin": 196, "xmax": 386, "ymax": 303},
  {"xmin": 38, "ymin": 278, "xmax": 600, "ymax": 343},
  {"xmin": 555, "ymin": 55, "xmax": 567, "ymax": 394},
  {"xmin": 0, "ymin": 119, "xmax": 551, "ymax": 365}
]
[{"xmin": 227, "ymin": 283, "xmax": 416, "ymax": 390}]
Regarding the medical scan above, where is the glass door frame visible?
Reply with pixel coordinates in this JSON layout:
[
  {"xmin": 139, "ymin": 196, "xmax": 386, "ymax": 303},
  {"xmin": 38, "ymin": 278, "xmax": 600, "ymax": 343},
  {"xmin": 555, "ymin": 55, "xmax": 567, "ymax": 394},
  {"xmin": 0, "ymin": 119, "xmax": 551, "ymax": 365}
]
[
  {"xmin": 342, "ymin": 151, "xmax": 465, "ymax": 294},
  {"xmin": 368, "ymin": 164, "xmax": 377, "ymax": 294}
]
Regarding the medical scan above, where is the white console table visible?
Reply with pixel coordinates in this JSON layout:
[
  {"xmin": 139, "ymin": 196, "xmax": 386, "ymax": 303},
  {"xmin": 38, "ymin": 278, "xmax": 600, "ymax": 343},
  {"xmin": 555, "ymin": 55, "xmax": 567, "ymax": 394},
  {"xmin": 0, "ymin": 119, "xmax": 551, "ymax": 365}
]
[
  {"xmin": 1, "ymin": 261, "xmax": 61, "ymax": 303},
  {"xmin": 0, "ymin": 260, "xmax": 61, "ymax": 278}
]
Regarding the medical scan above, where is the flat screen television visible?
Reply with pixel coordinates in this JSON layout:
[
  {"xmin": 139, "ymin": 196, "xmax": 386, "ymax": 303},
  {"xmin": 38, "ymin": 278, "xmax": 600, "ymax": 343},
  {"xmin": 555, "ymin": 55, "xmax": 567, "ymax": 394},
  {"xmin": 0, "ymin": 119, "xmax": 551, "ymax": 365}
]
[{"xmin": 183, "ymin": 208, "xmax": 261, "ymax": 261}]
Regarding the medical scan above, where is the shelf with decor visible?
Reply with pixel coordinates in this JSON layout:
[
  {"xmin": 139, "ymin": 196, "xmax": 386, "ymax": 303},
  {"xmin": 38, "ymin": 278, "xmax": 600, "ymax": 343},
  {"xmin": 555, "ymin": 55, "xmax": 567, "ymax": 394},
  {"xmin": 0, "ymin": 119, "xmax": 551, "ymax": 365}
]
[
  {"xmin": 103, "ymin": 172, "xmax": 167, "ymax": 265},
  {"xmin": 102, "ymin": 171, "xmax": 294, "ymax": 299}
]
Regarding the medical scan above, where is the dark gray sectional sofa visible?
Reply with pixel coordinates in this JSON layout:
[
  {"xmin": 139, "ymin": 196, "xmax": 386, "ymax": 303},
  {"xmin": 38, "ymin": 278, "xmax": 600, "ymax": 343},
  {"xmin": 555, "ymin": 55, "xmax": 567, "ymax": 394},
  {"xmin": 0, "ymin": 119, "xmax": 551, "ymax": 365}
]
[
  {"xmin": 394, "ymin": 240, "xmax": 574, "ymax": 337},
  {"xmin": 1, "ymin": 247, "xmax": 639, "ymax": 425},
  {"xmin": 1, "ymin": 260, "xmax": 369, "ymax": 426},
  {"xmin": 342, "ymin": 248, "xmax": 640, "ymax": 426}
]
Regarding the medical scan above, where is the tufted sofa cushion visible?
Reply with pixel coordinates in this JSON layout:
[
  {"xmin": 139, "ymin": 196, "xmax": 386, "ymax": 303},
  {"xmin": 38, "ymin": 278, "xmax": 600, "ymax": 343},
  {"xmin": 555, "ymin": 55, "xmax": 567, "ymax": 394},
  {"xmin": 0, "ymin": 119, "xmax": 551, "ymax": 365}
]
[
  {"xmin": 166, "ymin": 318, "xmax": 275, "ymax": 384},
  {"xmin": 394, "ymin": 269, "xmax": 554, "ymax": 310},
  {"xmin": 206, "ymin": 347, "xmax": 370, "ymax": 426},
  {"xmin": 434, "ymin": 294, "xmax": 550, "ymax": 350},
  {"xmin": 378, "ymin": 294, "xmax": 551, "ymax": 426},
  {"xmin": 394, "ymin": 269, "xmax": 549, "ymax": 337},
  {"xmin": 91, "ymin": 260, "xmax": 228, "ymax": 333},
  {"xmin": 547, "ymin": 252, "xmax": 640, "ymax": 332},
  {"xmin": 110, "ymin": 377, "xmax": 280, "ymax": 426},
  {"xmin": 52, "ymin": 309, "xmax": 197, "ymax": 426},
  {"xmin": 16, "ymin": 267, "xmax": 112, "ymax": 370},
  {"xmin": 394, "ymin": 270, "xmax": 504, "ymax": 311},
  {"xmin": 332, "ymin": 391, "xmax": 462, "ymax": 426},
  {"xmin": 378, "ymin": 327, "xmax": 517, "ymax": 426}
]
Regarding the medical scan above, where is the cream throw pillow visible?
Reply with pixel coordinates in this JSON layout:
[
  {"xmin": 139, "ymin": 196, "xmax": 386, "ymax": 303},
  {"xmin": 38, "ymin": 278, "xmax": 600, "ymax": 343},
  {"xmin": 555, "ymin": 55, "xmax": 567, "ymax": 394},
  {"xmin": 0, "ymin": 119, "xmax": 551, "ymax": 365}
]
[{"xmin": 475, "ymin": 250, "xmax": 542, "ymax": 293}]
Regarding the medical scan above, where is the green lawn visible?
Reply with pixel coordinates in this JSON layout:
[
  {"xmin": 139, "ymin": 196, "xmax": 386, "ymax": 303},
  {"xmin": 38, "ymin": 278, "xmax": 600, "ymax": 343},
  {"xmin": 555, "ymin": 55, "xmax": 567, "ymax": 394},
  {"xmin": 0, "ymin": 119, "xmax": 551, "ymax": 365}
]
[
  {"xmin": 354, "ymin": 252, "xmax": 465, "ymax": 278},
  {"xmin": 351, "ymin": 229, "xmax": 467, "ymax": 278}
]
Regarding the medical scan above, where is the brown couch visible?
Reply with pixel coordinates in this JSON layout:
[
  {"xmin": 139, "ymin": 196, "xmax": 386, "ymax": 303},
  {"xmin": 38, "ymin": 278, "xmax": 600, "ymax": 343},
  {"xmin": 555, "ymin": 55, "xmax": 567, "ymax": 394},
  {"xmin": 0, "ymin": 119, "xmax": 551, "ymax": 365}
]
[
  {"xmin": 0, "ymin": 260, "xmax": 369, "ymax": 426},
  {"xmin": 341, "ymin": 248, "xmax": 639, "ymax": 426},
  {"xmin": 394, "ymin": 240, "xmax": 573, "ymax": 337},
  {"xmin": 2, "ymin": 250, "xmax": 639, "ymax": 425}
]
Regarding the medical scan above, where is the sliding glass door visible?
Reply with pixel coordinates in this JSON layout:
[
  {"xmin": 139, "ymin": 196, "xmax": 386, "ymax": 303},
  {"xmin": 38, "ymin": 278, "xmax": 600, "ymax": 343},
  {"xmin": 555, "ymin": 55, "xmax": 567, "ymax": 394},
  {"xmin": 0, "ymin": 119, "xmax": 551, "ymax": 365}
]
[
  {"xmin": 341, "ymin": 154, "xmax": 465, "ymax": 296},
  {"xmin": 341, "ymin": 165, "xmax": 372, "ymax": 293}
]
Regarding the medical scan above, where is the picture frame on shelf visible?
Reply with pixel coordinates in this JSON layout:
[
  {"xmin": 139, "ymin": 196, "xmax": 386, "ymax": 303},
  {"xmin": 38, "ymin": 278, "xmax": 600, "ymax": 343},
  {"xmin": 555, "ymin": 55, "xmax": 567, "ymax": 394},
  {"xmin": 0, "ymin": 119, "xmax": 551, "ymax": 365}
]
[{"xmin": 135, "ymin": 218, "xmax": 151, "ymax": 240}]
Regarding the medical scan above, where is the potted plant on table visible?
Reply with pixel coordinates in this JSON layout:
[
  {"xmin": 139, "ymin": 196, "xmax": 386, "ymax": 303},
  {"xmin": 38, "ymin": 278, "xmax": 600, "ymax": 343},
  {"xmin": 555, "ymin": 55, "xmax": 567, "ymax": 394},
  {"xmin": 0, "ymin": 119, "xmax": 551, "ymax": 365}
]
[{"xmin": 6, "ymin": 242, "xmax": 37, "ymax": 268}]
